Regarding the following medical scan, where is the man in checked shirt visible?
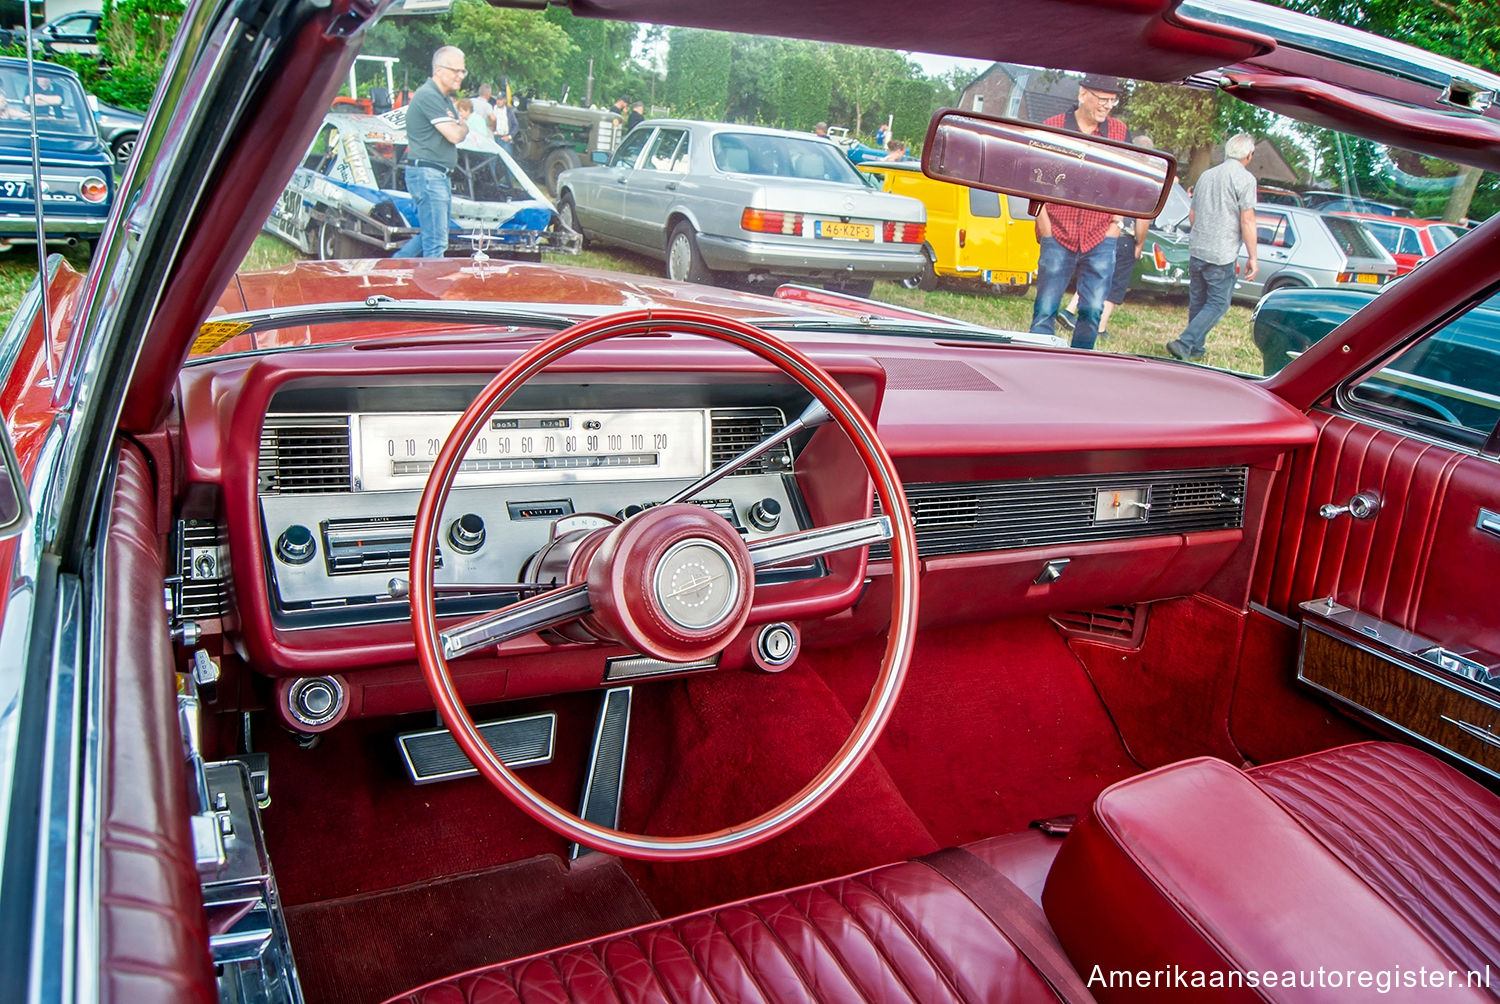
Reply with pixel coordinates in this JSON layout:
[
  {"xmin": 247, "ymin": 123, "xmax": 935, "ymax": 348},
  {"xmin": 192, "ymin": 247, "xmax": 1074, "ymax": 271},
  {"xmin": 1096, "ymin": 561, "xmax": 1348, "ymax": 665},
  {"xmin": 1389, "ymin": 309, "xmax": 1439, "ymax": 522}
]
[{"xmin": 1028, "ymin": 74, "xmax": 1130, "ymax": 350}]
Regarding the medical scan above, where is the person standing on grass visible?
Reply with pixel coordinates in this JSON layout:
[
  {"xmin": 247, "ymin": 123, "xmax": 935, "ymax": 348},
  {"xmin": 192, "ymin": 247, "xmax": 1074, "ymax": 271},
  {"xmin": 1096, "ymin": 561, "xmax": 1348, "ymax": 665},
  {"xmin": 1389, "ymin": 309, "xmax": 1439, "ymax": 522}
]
[
  {"xmin": 1166, "ymin": 133, "xmax": 1258, "ymax": 361},
  {"xmin": 1060, "ymin": 134, "xmax": 1155, "ymax": 341},
  {"xmin": 1027, "ymin": 74, "xmax": 1129, "ymax": 351},
  {"xmin": 394, "ymin": 46, "xmax": 469, "ymax": 259}
]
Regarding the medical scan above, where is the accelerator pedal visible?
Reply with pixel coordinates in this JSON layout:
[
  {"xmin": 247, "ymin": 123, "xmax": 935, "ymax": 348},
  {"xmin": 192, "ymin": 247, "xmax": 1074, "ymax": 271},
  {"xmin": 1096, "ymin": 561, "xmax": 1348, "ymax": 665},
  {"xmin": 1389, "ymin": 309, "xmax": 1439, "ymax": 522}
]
[
  {"xmin": 570, "ymin": 686, "xmax": 633, "ymax": 860},
  {"xmin": 397, "ymin": 712, "xmax": 556, "ymax": 785}
]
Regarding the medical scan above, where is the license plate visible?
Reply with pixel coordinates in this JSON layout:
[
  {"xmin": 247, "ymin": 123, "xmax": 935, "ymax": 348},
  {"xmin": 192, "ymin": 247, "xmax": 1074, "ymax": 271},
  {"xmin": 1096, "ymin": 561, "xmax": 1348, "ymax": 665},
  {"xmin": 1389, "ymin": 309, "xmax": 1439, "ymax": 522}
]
[
  {"xmin": 1354, "ymin": 273, "xmax": 1381, "ymax": 284},
  {"xmin": 0, "ymin": 180, "xmax": 31, "ymax": 200},
  {"xmin": 816, "ymin": 220, "xmax": 874, "ymax": 241}
]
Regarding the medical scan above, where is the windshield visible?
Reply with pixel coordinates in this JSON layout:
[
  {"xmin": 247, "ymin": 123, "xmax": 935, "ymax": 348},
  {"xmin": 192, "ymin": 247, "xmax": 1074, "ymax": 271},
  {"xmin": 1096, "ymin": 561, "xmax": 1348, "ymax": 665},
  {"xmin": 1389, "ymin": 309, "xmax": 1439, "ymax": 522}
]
[
  {"xmin": 0, "ymin": 66, "xmax": 92, "ymax": 135},
  {"xmin": 223, "ymin": 8, "xmax": 1496, "ymax": 380}
]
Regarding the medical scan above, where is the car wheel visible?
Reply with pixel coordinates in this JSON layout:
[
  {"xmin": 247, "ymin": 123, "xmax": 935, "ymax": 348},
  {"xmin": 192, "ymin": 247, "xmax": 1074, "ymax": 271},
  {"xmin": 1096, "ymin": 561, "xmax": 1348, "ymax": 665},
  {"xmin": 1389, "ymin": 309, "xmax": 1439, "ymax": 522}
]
[
  {"xmin": 542, "ymin": 147, "xmax": 582, "ymax": 197},
  {"xmin": 556, "ymin": 194, "xmax": 588, "ymax": 249},
  {"xmin": 666, "ymin": 222, "xmax": 712, "ymax": 284},
  {"xmin": 111, "ymin": 132, "xmax": 137, "ymax": 168},
  {"xmin": 1264, "ymin": 277, "xmax": 1307, "ymax": 295},
  {"xmin": 825, "ymin": 278, "xmax": 876, "ymax": 298},
  {"xmin": 899, "ymin": 252, "xmax": 937, "ymax": 291},
  {"xmin": 315, "ymin": 217, "xmax": 359, "ymax": 261}
]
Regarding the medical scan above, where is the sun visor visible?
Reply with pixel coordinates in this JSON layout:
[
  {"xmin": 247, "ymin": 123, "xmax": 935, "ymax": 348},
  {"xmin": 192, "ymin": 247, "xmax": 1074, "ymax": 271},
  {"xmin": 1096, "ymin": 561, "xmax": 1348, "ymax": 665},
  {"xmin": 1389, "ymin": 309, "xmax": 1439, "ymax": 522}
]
[
  {"xmin": 1222, "ymin": 73, "xmax": 1500, "ymax": 173},
  {"xmin": 572, "ymin": 0, "xmax": 1273, "ymax": 82}
]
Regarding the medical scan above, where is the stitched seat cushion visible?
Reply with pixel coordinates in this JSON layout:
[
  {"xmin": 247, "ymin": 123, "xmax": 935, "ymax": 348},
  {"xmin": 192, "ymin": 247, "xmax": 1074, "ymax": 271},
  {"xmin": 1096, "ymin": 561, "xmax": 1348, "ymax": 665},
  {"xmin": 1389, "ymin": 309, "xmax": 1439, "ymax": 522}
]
[
  {"xmin": 1251, "ymin": 741, "xmax": 1500, "ymax": 977},
  {"xmin": 1042, "ymin": 754, "xmax": 1489, "ymax": 1002},
  {"xmin": 387, "ymin": 851, "xmax": 1065, "ymax": 1004}
]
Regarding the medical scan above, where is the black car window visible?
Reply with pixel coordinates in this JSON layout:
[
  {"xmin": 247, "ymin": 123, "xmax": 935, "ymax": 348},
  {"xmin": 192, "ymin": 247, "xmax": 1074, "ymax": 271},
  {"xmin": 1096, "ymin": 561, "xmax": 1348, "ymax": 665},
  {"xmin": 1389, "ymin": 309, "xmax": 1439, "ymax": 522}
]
[
  {"xmin": 712, "ymin": 133, "xmax": 861, "ymax": 184},
  {"xmin": 969, "ymin": 188, "xmax": 1001, "ymax": 219},
  {"xmin": 609, "ymin": 128, "xmax": 651, "ymax": 169},
  {"xmin": 1361, "ymin": 221, "xmax": 1401, "ymax": 255},
  {"xmin": 0, "ymin": 67, "xmax": 91, "ymax": 134},
  {"xmin": 645, "ymin": 129, "xmax": 685, "ymax": 173},
  {"xmin": 1398, "ymin": 227, "xmax": 1423, "ymax": 257},
  {"xmin": 1429, "ymin": 226, "xmax": 1461, "ymax": 251},
  {"xmin": 1255, "ymin": 211, "xmax": 1293, "ymax": 248},
  {"xmin": 1323, "ymin": 216, "xmax": 1383, "ymax": 259},
  {"xmin": 1345, "ymin": 289, "xmax": 1500, "ymax": 446}
]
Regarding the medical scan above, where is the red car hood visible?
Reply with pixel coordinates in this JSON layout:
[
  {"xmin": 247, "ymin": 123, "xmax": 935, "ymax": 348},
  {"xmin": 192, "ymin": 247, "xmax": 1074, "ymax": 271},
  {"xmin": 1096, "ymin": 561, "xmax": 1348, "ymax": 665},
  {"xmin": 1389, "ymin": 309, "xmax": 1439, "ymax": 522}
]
[{"xmin": 201, "ymin": 259, "xmax": 924, "ymax": 356}]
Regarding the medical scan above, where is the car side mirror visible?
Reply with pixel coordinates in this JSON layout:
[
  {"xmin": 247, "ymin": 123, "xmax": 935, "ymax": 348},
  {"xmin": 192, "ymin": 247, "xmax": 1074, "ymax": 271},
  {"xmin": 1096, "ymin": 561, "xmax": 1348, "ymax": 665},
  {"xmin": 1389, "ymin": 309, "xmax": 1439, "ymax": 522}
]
[
  {"xmin": 0, "ymin": 424, "xmax": 31, "ymax": 542},
  {"xmin": 921, "ymin": 108, "xmax": 1177, "ymax": 220}
]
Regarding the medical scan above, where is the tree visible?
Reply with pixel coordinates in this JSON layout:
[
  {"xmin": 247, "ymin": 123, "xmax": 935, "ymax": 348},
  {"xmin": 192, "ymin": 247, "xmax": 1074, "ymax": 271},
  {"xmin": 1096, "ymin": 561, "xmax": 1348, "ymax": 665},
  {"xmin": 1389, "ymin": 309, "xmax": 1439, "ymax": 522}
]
[
  {"xmin": 542, "ymin": 6, "xmax": 643, "ymax": 107},
  {"xmin": 1267, "ymin": 0, "xmax": 1498, "ymax": 221},
  {"xmin": 96, "ymin": 0, "xmax": 186, "ymax": 109},
  {"xmin": 829, "ymin": 45, "xmax": 911, "ymax": 135},
  {"xmin": 664, "ymin": 29, "xmax": 732, "ymax": 121}
]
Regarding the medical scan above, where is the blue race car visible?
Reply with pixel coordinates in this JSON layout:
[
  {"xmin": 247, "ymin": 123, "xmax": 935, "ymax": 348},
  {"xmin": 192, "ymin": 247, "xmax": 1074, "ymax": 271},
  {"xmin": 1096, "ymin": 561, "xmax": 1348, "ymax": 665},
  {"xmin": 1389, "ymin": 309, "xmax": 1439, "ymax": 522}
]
[{"xmin": 264, "ymin": 111, "xmax": 580, "ymax": 260}]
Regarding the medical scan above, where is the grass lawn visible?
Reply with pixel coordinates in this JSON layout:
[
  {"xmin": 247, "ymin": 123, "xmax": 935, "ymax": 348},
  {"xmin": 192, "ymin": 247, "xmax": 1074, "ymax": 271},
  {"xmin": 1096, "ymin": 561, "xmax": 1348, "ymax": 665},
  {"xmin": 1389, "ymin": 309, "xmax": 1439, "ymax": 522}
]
[{"xmin": 1, "ymin": 238, "xmax": 1261, "ymax": 376}]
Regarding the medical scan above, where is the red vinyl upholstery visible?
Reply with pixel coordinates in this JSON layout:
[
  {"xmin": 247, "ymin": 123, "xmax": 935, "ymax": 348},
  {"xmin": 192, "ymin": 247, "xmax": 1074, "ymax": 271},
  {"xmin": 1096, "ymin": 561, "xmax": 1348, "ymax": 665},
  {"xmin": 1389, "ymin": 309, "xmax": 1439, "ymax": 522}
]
[
  {"xmin": 389, "ymin": 841, "xmax": 1068, "ymax": 1004},
  {"xmin": 1252, "ymin": 742, "xmax": 1500, "ymax": 980},
  {"xmin": 1043, "ymin": 748, "xmax": 1493, "ymax": 1002},
  {"xmin": 99, "ymin": 446, "xmax": 218, "ymax": 1001}
]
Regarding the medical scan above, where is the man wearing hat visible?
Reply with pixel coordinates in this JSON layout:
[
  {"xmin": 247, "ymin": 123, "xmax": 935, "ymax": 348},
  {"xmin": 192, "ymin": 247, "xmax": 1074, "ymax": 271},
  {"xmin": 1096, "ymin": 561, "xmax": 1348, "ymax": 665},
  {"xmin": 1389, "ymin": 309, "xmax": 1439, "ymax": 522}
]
[{"xmin": 1028, "ymin": 73, "xmax": 1130, "ymax": 350}]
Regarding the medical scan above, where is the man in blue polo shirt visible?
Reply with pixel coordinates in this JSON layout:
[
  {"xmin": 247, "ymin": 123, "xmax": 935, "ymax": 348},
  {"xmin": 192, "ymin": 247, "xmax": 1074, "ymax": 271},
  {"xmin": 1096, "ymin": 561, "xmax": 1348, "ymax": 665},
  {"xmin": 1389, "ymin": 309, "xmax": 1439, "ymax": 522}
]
[{"xmin": 395, "ymin": 46, "xmax": 469, "ymax": 259}]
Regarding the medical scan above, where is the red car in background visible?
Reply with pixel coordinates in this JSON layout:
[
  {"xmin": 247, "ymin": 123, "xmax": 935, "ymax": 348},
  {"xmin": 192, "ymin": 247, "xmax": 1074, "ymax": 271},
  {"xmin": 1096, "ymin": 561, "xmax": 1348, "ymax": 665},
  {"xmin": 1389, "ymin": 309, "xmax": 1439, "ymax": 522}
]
[{"xmin": 1332, "ymin": 211, "xmax": 1468, "ymax": 274}]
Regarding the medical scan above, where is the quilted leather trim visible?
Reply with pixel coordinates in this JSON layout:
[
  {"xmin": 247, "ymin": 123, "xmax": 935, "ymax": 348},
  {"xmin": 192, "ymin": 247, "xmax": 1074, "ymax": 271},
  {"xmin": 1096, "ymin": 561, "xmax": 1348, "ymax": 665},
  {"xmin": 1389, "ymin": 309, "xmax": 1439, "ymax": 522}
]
[
  {"xmin": 1252, "ymin": 742, "xmax": 1500, "ymax": 976},
  {"xmin": 389, "ymin": 859, "xmax": 1059, "ymax": 1003}
]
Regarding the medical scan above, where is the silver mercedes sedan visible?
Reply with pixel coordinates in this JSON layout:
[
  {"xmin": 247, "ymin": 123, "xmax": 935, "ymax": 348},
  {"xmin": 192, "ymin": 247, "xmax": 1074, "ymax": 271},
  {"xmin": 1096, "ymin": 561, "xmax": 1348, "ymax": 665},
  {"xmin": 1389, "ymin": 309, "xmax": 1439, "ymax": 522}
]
[{"xmin": 556, "ymin": 119, "xmax": 927, "ymax": 295}]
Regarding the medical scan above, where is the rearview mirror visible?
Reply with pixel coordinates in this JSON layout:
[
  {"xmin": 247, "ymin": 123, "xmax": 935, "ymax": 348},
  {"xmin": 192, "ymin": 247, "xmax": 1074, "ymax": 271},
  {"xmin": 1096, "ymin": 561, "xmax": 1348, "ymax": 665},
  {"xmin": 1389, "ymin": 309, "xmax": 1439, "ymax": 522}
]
[{"xmin": 922, "ymin": 109, "xmax": 1177, "ymax": 219}]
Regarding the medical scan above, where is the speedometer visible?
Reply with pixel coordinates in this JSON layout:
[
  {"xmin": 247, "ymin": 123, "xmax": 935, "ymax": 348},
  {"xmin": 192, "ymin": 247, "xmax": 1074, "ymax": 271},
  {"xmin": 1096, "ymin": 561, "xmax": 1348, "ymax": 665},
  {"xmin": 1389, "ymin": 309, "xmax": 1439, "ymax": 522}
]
[{"xmin": 354, "ymin": 409, "xmax": 711, "ymax": 491}]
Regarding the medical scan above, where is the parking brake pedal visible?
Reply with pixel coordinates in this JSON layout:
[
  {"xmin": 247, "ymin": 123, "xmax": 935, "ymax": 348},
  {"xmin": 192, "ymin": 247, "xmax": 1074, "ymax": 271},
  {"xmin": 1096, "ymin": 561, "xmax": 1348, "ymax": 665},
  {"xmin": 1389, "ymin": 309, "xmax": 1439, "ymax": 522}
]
[
  {"xmin": 397, "ymin": 712, "xmax": 556, "ymax": 784},
  {"xmin": 570, "ymin": 686, "xmax": 633, "ymax": 860}
]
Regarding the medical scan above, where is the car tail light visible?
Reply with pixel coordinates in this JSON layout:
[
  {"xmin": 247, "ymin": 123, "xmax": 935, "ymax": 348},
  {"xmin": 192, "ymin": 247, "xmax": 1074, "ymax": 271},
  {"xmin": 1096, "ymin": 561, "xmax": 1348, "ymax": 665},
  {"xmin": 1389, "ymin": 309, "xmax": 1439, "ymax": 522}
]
[
  {"xmin": 883, "ymin": 221, "xmax": 925, "ymax": 244},
  {"xmin": 741, "ymin": 208, "xmax": 803, "ymax": 235},
  {"xmin": 957, "ymin": 228, "xmax": 967, "ymax": 248},
  {"xmin": 1152, "ymin": 244, "xmax": 1167, "ymax": 272},
  {"xmin": 79, "ymin": 176, "xmax": 108, "ymax": 203}
]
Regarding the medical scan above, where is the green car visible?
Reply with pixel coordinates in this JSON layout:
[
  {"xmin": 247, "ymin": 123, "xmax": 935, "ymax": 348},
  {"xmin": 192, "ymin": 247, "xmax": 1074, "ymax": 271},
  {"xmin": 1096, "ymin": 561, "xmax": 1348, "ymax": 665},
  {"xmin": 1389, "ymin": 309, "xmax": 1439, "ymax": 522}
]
[
  {"xmin": 1253, "ymin": 285, "xmax": 1500, "ymax": 436},
  {"xmin": 1132, "ymin": 179, "xmax": 1192, "ymax": 292}
]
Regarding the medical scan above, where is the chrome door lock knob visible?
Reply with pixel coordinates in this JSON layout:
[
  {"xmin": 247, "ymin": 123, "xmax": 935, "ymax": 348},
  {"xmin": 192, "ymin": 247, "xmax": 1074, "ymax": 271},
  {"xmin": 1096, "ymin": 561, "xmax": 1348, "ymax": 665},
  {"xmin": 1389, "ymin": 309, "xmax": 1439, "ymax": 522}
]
[
  {"xmin": 747, "ymin": 497, "xmax": 782, "ymax": 532},
  {"xmin": 1320, "ymin": 491, "xmax": 1381, "ymax": 521}
]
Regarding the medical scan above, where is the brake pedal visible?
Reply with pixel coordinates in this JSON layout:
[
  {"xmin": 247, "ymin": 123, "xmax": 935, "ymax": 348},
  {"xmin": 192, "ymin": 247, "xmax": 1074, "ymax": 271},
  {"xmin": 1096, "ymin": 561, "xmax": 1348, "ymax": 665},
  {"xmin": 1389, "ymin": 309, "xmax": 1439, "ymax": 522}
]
[
  {"xmin": 397, "ymin": 712, "xmax": 555, "ymax": 784},
  {"xmin": 570, "ymin": 686, "xmax": 633, "ymax": 860}
]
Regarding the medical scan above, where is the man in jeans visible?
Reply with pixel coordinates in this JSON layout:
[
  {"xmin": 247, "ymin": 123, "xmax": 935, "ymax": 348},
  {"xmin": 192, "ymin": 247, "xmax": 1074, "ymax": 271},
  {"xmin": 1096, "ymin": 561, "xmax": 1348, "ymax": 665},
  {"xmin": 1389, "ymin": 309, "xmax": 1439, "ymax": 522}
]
[
  {"xmin": 1167, "ymin": 133, "xmax": 1258, "ymax": 360},
  {"xmin": 1028, "ymin": 74, "xmax": 1129, "ymax": 350},
  {"xmin": 394, "ymin": 46, "xmax": 469, "ymax": 259}
]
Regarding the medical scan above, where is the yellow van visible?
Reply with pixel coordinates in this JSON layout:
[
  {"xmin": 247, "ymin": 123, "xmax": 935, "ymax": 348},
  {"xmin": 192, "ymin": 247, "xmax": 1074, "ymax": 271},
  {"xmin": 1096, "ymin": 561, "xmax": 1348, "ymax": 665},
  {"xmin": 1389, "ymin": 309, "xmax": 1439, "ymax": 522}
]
[{"xmin": 858, "ymin": 161, "xmax": 1038, "ymax": 291}]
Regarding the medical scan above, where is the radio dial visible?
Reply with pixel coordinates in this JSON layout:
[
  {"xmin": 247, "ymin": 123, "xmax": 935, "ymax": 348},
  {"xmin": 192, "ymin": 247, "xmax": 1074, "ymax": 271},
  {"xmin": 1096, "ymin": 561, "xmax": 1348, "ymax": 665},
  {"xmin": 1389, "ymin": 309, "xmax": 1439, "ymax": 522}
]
[
  {"xmin": 276, "ymin": 524, "xmax": 316, "ymax": 565},
  {"xmin": 449, "ymin": 513, "xmax": 486, "ymax": 554}
]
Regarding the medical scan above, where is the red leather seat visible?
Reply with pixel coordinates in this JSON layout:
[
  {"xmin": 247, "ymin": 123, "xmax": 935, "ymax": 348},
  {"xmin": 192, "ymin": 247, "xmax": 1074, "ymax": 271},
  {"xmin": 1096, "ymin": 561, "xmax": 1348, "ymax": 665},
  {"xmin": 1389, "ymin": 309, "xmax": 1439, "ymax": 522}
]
[
  {"xmin": 1043, "ymin": 742, "xmax": 1497, "ymax": 1002},
  {"xmin": 389, "ymin": 832, "xmax": 1070, "ymax": 1004}
]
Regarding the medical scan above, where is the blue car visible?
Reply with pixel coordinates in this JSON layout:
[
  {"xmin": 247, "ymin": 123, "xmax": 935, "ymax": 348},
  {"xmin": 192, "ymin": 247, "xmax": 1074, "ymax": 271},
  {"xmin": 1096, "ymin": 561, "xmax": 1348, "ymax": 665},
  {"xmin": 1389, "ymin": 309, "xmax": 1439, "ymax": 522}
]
[
  {"xmin": 0, "ymin": 58, "xmax": 114, "ymax": 248},
  {"xmin": 263, "ymin": 111, "xmax": 580, "ymax": 260}
]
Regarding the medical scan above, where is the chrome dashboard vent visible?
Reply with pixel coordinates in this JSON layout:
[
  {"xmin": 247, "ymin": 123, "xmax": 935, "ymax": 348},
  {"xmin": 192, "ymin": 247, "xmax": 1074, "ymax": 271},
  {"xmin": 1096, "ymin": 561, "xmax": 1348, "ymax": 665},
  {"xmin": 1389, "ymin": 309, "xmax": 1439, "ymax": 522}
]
[
  {"xmin": 174, "ymin": 519, "xmax": 228, "ymax": 621},
  {"xmin": 710, "ymin": 408, "xmax": 792, "ymax": 475},
  {"xmin": 872, "ymin": 467, "xmax": 1247, "ymax": 559},
  {"xmin": 259, "ymin": 416, "xmax": 353, "ymax": 494}
]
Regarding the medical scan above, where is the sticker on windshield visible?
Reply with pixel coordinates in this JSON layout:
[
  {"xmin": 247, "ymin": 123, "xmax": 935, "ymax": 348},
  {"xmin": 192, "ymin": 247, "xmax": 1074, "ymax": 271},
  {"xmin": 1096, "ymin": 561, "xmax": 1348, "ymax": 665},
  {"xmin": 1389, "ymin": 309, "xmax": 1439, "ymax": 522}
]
[{"xmin": 192, "ymin": 320, "xmax": 252, "ymax": 354}]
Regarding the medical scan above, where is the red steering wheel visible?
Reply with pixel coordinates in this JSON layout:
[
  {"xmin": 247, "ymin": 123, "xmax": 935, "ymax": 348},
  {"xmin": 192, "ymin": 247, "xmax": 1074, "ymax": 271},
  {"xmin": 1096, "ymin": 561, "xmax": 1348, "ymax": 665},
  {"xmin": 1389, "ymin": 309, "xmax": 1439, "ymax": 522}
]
[{"xmin": 409, "ymin": 308, "xmax": 918, "ymax": 860}]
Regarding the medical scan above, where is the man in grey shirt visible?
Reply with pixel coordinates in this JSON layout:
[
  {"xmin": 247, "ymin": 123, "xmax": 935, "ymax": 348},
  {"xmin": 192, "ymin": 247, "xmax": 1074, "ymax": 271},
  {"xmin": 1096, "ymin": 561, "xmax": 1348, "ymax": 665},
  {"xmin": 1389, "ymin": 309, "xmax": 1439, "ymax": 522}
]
[
  {"xmin": 1166, "ymin": 133, "xmax": 1258, "ymax": 361},
  {"xmin": 394, "ymin": 46, "xmax": 469, "ymax": 259}
]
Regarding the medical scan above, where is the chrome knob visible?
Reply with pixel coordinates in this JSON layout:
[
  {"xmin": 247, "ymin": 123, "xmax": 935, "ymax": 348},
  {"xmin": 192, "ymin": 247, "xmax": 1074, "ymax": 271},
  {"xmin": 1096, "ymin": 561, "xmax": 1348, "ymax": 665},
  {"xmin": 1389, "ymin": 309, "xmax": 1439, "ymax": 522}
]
[
  {"xmin": 1320, "ymin": 491, "xmax": 1380, "ymax": 521},
  {"xmin": 748, "ymin": 497, "xmax": 782, "ymax": 532},
  {"xmin": 448, "ymin": 513, "xmax": 486, "ymax": 553},
  {"xmin": 276, "ymin": 524, "xmax": 316, "ymax": 564}
]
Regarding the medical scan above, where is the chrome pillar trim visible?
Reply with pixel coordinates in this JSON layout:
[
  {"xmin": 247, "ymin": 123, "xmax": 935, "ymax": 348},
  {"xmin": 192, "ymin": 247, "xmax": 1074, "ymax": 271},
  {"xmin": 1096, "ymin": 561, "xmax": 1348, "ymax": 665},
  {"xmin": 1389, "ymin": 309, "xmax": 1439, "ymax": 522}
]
[{"xmin": 29, "ymin": 573, "xmax": 85, "ymax": 1004}]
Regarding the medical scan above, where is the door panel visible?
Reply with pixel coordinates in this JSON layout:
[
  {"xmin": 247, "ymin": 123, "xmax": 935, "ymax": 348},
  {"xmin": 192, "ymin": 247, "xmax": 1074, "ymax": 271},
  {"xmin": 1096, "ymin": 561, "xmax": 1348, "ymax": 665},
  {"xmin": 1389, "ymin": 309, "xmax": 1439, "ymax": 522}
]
[{"xmin": 1253, "ymin": 411, "xmax": 1497, "ymax": 660}]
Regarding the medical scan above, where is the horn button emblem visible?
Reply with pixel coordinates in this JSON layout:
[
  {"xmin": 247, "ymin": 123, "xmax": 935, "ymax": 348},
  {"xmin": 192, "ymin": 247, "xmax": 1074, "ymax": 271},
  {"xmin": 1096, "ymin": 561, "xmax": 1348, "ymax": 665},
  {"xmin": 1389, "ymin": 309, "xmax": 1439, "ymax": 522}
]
[
  {"xmin": 584, "ymin": 503, "xmax": 756, "ymax": 663},
  {"xmin": 654, "ymin": 539, "xmax": 739, "ymax": 630}
]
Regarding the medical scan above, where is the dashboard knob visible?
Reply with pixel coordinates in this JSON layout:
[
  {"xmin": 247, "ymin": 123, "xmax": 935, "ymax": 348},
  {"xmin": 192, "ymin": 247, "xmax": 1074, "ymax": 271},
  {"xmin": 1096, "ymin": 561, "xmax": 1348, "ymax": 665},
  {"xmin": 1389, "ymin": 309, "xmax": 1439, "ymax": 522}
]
[
  {"xmin": 617, "ymin": 503, "xmax": 646, "ymax": 521},
  {"xmin": 747, "ymin": 497, "xmax": 782, "ymax": 532},
  {"xmin": 448, "ymin": 513, "xmax": 486, "ymax": 553},
  {"xmin": 276, "ymin": 524, "xmax": 316, "ymax": 565}
]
